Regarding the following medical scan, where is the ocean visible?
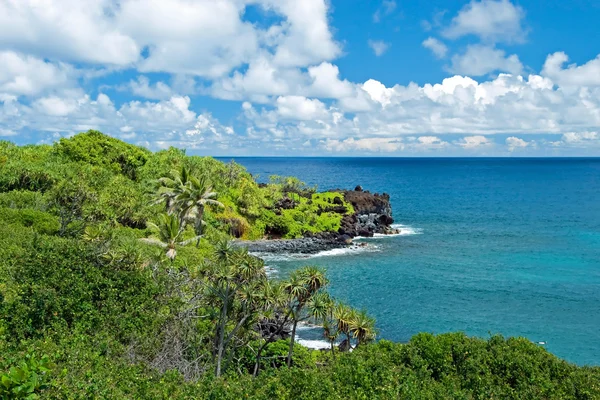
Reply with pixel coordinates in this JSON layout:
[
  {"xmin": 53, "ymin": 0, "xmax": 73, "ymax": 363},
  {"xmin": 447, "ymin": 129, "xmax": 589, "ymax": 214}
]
[{"xmin": 218, "ymin": 157, "xmax": 600, "ymax": 365}]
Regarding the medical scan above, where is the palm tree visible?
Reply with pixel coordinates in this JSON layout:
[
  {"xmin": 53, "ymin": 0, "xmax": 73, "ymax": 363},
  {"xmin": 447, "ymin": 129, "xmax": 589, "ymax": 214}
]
[
  {"xmin": 349, "ymin": 310, "xmax": 376, "ymax": 347},
  {"xmin": 155, "ymin": 165, "xmax": 191, "ymax": 214},
  {"xmin": 175, "ymin": 174, "xmax": 223, "ymax": 246},
  {"xmin": 139, "ymin": 213, "xmax": 201, "ymax": 260}
]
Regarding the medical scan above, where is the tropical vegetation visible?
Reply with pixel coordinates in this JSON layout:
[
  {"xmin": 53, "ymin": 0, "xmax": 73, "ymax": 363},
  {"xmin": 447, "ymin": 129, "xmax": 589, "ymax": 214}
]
[{"xmin": 0, "ymin": 131, "xmax": 598, "ymax": 399}]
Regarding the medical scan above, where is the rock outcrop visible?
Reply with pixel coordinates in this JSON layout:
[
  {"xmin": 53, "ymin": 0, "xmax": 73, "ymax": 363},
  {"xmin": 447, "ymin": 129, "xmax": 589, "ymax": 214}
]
[
  {"xmin": 338, "ymin": 189, "xmax": 396, "ymax": 237},
  {"xmin": 239, "ymin": 186, "xmax": 397, "ymax": 254}
]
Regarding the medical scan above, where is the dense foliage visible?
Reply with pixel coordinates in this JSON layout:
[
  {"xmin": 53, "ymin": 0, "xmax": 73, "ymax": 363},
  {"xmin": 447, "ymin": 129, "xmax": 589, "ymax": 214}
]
[{"xmin": 1, "ymin": 131, "xmax": 598, "ymax": 399}]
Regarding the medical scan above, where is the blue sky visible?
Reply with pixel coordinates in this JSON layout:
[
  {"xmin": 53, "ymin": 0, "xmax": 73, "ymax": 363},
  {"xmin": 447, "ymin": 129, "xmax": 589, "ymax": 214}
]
[{"xmin": 1, "ymin": 0, "xmax": 599, "ymax": 156}]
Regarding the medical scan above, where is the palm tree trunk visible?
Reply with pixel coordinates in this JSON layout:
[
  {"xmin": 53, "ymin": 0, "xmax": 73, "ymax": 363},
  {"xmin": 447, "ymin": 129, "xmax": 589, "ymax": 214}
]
[
  {"xmin": 195, "ymin": 206, "xmax": 204, "ymax": 248},
  {"xmin": 215, "ymin": 286, "xmax": 229, "ymax": 377},
  {"xmin": 330, "ymin": 340, "xmax": 336, "ymax": 361},
  {"xmin": 286, "ymin": 319, "xmax": 298, "ymax": 368}
]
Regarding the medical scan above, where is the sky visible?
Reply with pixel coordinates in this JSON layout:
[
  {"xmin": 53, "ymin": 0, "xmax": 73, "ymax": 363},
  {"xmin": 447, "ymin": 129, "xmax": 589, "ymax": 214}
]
[{"xmin": 1, "ymin": 0, "xmax": 600, "ymax": 156}]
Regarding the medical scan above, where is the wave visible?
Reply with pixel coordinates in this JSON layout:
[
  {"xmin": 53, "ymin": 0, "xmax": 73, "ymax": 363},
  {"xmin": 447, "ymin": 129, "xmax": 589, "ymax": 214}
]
[
  {"xmin": 252, "ymin": 243, "xmax": 380, "ymax": 262},
  {"xmin": 296, "ymin": 338, "xmax": 332, "ymax": 350},
  {"xmin": 355, "ymin": 224, "xmax": 423, "ymax": 239}
]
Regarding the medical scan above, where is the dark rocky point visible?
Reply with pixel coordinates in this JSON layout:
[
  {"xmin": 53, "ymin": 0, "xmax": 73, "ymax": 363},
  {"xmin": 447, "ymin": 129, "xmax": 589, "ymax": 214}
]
[{"xmin": 238, "ymin": 186, "xmax": 400, "ymax": 254}]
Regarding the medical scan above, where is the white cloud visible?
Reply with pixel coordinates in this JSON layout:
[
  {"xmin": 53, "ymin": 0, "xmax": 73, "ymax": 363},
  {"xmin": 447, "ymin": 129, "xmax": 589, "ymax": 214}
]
[
  {"xmin": 0, "ymin": 128, "xmax": 17, "ymax": 137},
  {"xmin": 361, "ymin": 79, "xmax": 395, "ymax": 107},
  {"xmin": 267, "ymin": 0, "xmax": 341, "ymax": 67},
  {"xmin": 307, "ymin": 63, "xmax": 355, "ymax": 99},
  {"xmin": 551, "ymin": 131, "xmax": 600, "ymax": 148},
  {"xmin": 368, "ymin": 40, "xmax": 391, "ymax": 57},
  {"xmin": 542, "ymin": 52, "xmax": 600, "ymax": 87},
  {"xmin": 373, "ymin": 1, "xmax": 397, "ymax": 23},
  {"xmin": 449, "ymin": 45, "xmax": 523, "ymax": 76},
  {"xmin": 422, "ymin": 37, "xmax": 448, "ymax": 59},
  {"xmin": 413, "ymin": 136, "xmax": 450, "ymax": 150},
  {"xmin": 185, "ymin": 113, "xmax": 234, "ymax": 140},
  {"xmin": 0, "ymin": 0, "xmax": 139, "ymax": 66},
  {"xmin": 506, "ymin": 136, "xmax": 533, "ymax": 151},
  {"xmin": 126, "ymin": 76, "xmax": 174, "ymax": 100},
  {"xmin": 562, "ymin": 131, "xmax": 598, "ymax": 143},
  {"xmin": 0, "ymin": 0, "xmax": 340, "ymax": 79},
  {"xmin": 455, "ymin": 135, "xmax": 493, "ymax": 149},
  {"xmin": 0, "ymin": 0, "xmax": 599, "ymax": 156},
  {"xmin": 119, "ymin": 96, "xmax": 197, "ymax": 128},
  {"xmin": 443, "ymin": 0, "xmax": 527, "ymax": 44},
  {"xmin": 0, "ymin": 51, "xmax": 75, "ymax": 97},
  {"xmin": 323, "ymin": 137, "xmax": 403, "ymax": 153}
]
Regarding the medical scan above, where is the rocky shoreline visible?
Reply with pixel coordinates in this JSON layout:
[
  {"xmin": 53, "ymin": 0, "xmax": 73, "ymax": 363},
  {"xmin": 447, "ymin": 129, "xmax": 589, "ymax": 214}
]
[{"xmin": 238, "ymin": 186, "xmax": 399, "ymax": 254}]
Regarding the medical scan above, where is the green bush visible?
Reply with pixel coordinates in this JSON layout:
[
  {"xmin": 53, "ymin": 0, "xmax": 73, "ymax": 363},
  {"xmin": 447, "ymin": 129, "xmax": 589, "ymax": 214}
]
[
  {"xmin": 55, "ymin": 130, "xmax": 149, "ymax": 180},
  {"xmin": 0, "ymin": 353, "xmax": 54, "ymax": 399},
  {"xmin": 0, "ymin": 208, "xmax": 59, "ymax": 235},
  {"xmin": 0, "ymin": 191, "xmax": 48, "ymax": 211}
]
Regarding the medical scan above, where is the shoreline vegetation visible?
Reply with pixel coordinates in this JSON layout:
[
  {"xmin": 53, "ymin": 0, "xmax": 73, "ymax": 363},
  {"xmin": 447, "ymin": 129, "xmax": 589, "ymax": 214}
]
[{"xmin": 1, "ymin": 131, "xmax": 599, "ymax": 399}]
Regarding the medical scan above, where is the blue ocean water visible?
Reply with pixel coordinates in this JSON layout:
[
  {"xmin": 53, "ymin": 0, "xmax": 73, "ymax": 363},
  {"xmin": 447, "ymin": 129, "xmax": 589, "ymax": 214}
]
[{"xmin": 220, "ymin": 157, "xmax": 600, "ymax": 365}]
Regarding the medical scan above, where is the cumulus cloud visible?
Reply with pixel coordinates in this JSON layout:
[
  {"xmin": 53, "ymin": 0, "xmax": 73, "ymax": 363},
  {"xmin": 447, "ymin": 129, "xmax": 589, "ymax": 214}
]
[
  {"xmin": 368, "ymin": 40, "xmax": 391, "ymax": 57},
  {"xmin": 422, "ymin": 37, "xmax": 448, "ymax": 59},
  {"xmin": 443, "ymin": 0, "xmax": 527, "ymax": 44},
  {"xmin": 275, "ymin": 96, "xmax": 329, "ymax": 120},
  {"xmin": 126, "ymin": 76, "xmax": 175, "ymax": 100},
  {"xmin": 449, "ymin": 45, "xmax": 523, "ymax": 76},
  {"xmin": 542, "ymin": 52, "xmax": 600, "ymax": 87},
  {"xmin": 0, "ymin": 0, "xmax": 340, "ymax": 78},
  {"xmin": 551, "ymin": 131, "xmax": 600, "ymax": 148},
  {"xmin": 0, "ymin": 51, "xmax": 75, "ymax": 97},
  {"xmin": 322, "ymin": 137, "xmax": 403, "ymax": 153},
  {"xmin": 1, "ymin": 0, "xmax": 600, "ymax": 156},
  {"xmin": 506, "ymin": 136, "xmax": 533, "ymax": 151},
  {"xmin": 455, "ymin": 135, "xmax": 493, "ymax": 149}
]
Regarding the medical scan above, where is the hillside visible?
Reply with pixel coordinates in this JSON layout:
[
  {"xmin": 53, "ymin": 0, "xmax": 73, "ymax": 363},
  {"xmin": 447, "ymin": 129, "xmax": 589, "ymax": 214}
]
[{"xmin": 0, "ymin": 131, "xmax": 598, "ymax": 399}]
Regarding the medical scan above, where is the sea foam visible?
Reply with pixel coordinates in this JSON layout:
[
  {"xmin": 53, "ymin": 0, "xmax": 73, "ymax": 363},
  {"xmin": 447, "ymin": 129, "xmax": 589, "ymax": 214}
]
[
  {"xmin": 356, "ymin": 224, "xmax": 423, "ymax": 239},
  {"xmin": 252, "ymin": 243, "xmax": 380, "ymax": 262}
]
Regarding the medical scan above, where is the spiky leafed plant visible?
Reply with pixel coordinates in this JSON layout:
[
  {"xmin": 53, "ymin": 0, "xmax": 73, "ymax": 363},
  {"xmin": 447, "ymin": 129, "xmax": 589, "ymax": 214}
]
[
  {"xmin": 349, "ymin": 309, "xmax": 376, "ymax": 346},
  {"xmin": 307, "ymin": 291, "xmax": 339, "ymax": 359},
  {"xmin": 298, "ymin": 266, "xmax": 328, "ymax": 294},
  {"xmin": 139, "ymin": 213, "xmax": 201, "ymax": 260},
  {"xmin": 284, "ymin": 266, "xmax": 329, "ymax": 367},
  {"xmin": 206, "ymin": 242, "xmax": 270, "ymax": 377},
  {"xmin": 253, "ymin": 280, "xmax": 290, "ymax": 377},
  {"xmin": 333, "ymin": 302, "xmax": 355, "ymax": 351}
]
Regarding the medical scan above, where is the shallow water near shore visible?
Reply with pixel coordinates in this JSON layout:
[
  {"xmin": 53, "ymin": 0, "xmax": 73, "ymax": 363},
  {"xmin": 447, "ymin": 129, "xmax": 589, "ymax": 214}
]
[{"xmin": 219, "ymin": 157, "xmax": 600, "ymax": 365}]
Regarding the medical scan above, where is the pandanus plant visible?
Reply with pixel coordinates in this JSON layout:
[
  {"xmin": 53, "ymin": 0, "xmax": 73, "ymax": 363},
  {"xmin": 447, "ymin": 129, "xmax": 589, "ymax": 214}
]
[{"xmin": 284, "ymin": 266, "xmax": 328, "ymax": 367}]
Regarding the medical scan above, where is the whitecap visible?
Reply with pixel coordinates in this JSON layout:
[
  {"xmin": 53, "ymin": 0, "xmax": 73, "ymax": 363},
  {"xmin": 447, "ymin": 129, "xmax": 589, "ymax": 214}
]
[
  {"xmin": 251, "ymin": 243, "xmax": 380, "ymax": 262},
  {"xmin": 296, "ymin": 338, "xmax": 333, "ymax": 350},
  {"xmin": 355, "ymin": 224, "xmax": 423, "ymax": 239}
]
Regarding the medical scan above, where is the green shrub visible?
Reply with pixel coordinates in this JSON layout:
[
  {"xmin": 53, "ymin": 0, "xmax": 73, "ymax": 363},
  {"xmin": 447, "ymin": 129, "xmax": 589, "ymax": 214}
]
[
  {"xmin": 0, "ymin": 353, "xmax": 54, "ymax": 399},
  {"xmin": 0, "ymin": 191, "xmax": 48, "ymax": 211},
  {"xmin": 55, "ymin": 130, "xmax": 149, "ymax": 180},
  {"xmin": 0, "ymin": 208, "xmax": 59, "ymax": 235}
]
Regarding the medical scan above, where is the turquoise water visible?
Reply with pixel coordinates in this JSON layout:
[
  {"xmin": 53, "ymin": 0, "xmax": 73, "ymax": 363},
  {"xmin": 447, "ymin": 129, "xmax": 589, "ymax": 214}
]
[{"xmin": 220, "ymin": 158, "xmax": 600, "ymax": 365}]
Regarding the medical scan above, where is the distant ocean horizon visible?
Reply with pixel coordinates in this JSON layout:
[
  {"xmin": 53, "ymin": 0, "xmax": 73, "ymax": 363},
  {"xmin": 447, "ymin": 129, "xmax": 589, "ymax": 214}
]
[{"xmin": 217, "ymin": 157, "xmax": 600, "ymax": 366}]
